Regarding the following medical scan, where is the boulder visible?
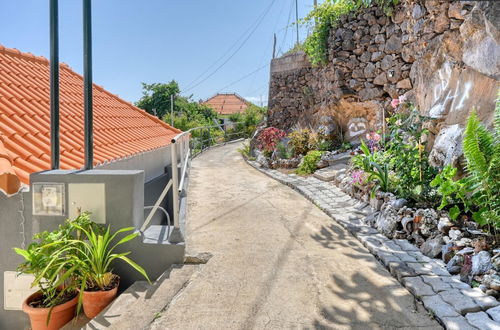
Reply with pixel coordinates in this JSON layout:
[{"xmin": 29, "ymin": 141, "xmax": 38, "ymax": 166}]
[
  {"xmin": 447, "ymin": 254, "xmax": 464, "ymax": 274},
  {"xmin": 420, "ymin": 236, "xmax": 445, "ymax": 258},
  {"xmin": 472, "ymin": 251, "xmax": 493, "ymax": 275},
  {"xmin": 437, "ymin": 217, "xmax": 453, "ymax": 234},
  {"xmin": 416, "ymin": 209, "xmax": 439, "ymax": 237}
]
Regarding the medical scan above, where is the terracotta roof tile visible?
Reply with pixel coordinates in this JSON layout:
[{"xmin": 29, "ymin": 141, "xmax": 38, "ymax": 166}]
[
  {"xmin": 202, "ymin": 93, "xmax": 249, "ymax": 115},
  {"xmin": 0, "ymin": 45, "xmax": 181, "ymax": 193}
]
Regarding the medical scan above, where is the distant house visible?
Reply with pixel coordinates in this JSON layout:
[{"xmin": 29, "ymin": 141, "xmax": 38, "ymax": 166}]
[{"xmin": 202, "ymin": 93, "xmax": 250, "ymax": 116}]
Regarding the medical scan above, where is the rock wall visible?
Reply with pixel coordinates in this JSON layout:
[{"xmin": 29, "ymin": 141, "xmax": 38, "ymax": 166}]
[{"xmin": 267, "ymin": 0, "xmax": 500, "ymax": 166}]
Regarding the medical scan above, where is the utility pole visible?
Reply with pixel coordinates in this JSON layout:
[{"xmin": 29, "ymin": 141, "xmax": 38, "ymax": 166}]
[
  {"xmin": 272, "ymin": 33, "xmax": 277, "ymax": 59},
  {"xmin": 170, "ymin": 94, "xmax": 174, "ymax": 126},
  {"xmin": 295, "ymin": 0, "xmax": 299, "ymax": 46}
]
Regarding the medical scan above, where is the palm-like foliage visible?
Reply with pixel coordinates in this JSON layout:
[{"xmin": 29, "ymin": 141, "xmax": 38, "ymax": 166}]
[
  {"xmin": 72, "ymin": 225, "xmax": 150, "ymax": 290},
  {"xmin": 462, "ymin": 102, "xmax": 500, "ymax": 229}
]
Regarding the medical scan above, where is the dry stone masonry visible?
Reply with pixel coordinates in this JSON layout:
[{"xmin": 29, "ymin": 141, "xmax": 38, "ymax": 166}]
[{"xmin": 268, "ymin": 0, "xmax": 499, "ymax": 167}]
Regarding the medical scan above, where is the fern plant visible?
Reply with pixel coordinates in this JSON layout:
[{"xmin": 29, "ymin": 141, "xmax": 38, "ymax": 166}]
[{"xmin": 462, "ymin": 105, "xmax": 500, "ymax": 229}]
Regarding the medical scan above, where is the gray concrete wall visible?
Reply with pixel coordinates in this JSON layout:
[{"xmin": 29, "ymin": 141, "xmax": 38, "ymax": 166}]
[
  {"xmin": 99, "ymin": 145, "xmax": 172, "ymax": 182},
  {"xmin": 0, "ymin": 190, "xmax": 32, "ymax": 329},
  {"xmin": 270, "ymin": 51, "xmax": 310, "ymax": 74}
]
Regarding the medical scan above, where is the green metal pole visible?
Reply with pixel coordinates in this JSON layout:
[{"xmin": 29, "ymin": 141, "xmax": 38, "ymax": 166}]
[
  {"xmin": 83, "ymin": 0, "xmax": 93, "ymax": 169},
  {"xmin": 50, "ymin": 0, "xmax": 60, "ymax": 169}
]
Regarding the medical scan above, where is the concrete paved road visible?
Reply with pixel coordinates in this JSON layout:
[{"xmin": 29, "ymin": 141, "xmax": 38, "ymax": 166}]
[{"xmin": 150, "ymin": 143, "xmax": 441, "ymax": 330}]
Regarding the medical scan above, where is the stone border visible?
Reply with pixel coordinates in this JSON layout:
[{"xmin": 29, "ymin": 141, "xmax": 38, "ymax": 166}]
[{"xmin": 246, "ymin": 160, "xmax": 500, "ymax": 330}]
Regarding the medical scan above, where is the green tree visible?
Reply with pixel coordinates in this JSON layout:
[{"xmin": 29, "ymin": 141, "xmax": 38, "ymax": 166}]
[{"xmin": 135, "ymin": 81, "xmax": 180, "ymax": 118}]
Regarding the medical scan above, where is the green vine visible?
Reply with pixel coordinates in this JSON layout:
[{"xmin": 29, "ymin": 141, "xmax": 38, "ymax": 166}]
[{"xmin": 299, "ymin": 0, "xmax": 399, "ymax": 66}]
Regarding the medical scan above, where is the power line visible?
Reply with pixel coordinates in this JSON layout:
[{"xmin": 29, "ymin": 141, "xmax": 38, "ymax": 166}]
[
  {"xmin": 247, "ymin": 0, "xmax": 289, "ymax": 95},
  {"xmin": 183, "ymin": 0, "xmax": 278, "ymax": 93},
  {"xmin": 217, "ymin": 63, "xmax": 270, "ymax": 93},
  {"xmin": 277, "ymin": 0, "xmax": 294, "ymax": 56},
  {"xmin": 183, "ymin": 4, "xmax": 271, "ymax": 91}
]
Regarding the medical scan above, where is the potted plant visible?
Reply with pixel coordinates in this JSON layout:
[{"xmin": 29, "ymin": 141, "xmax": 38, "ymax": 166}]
[
  {"xmin": 64, "ymin": 224, "xmax": 151, "ymax": 318},
  {"xmin": 14, "ymin": 223, "xmax": 83, "ymax": 330}
]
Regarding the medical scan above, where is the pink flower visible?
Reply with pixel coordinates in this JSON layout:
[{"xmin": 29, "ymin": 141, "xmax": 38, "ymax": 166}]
[
  {"xmin": 399, "ymin": 94, "xmax": 407, "ymax": 103},
  {"xmin": 366, "ymin": 132, "xmax": 381, "ymax": 142},
  {"xmin": 391, "ymin": 98, "xmax": 400, "ymax": 109},
  {"xmin": 351, "ymin": 170, "xmax": 366, "ymax": 185}
]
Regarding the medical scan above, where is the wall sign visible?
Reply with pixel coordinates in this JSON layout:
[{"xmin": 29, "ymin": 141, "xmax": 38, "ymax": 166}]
[{"xmin": 32, "ymin": 183, "xmax": 65, "ymax": 216}]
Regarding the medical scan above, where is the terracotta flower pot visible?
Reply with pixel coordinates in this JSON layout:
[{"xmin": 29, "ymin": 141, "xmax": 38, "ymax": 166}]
[
  {"xmin": 22, "ymin": 291, "xmax": 78, "ymax": 330},
  {"xmin": 82, "ymin": 284, "xmax": 118, "ymax": 319}
]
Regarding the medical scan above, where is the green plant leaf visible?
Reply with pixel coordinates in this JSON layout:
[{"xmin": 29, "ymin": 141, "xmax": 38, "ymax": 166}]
[
  {"xmin": 448, "ymin": 205, "xmax": 461, "ymax": 220},
  {"xmin": 116, "ymin": 255, "xmax": 151, "ymax": 284}
]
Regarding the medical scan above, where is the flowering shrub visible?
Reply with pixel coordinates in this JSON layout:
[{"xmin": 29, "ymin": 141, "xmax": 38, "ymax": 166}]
[
  {"xmin": 288, "ymin": 129, "xmax": 311, "ymax": 155},
  {"xmin": 365, "ymin": 132, "xmax": 381, "ymax": 152},
  {"xmin": 257, "ymin": 127, "xmax": 286, "ymax": 156},
  {"xmin": 391, "ymin": 94, "xmax": 408, "ymax": 111}
]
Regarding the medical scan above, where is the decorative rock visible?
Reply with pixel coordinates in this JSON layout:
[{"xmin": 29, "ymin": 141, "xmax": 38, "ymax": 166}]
[
  {"xmin": 420, "ymin": 236, "xmax": 444, "ymax": 258},
  {"xmin": 391, "ymin": 198, "xmax": 408, "ymax": 210},
  {"xmin": 472, "ymin": 251, "xmax": 493, "ymax": 275},
  {"xmin": 438, "ymin": 217, "xmax": 453, "ymax": 234},
  {"xmin": 416, "ymin": 209, "xmax": 438, "ymax": 237},
  {"xmin": 401, "ymin": 217, "xmax": 414, "ymax": 234},
  {"xmin": 447, "ymin": 254, "xmax": 464, "ymax": 275},
  {"xmin": 449, "ymin": 229, "xmax": 462, "ymax": 241},
  {"xmin": 490, "ymin": 275, "xmax": 500, "ymax": 291},
  {"xmin": 457, "ymin": 247, "xmax": 474, "ymax": 255},
  {"xmin": 442, "ymin": 243, "xmax": 455, "ymax": 263}
]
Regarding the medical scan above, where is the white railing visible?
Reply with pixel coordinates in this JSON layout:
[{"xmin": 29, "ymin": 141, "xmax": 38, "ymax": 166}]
[
  {"xmin": 168, "ymin": 131, "xmax": 191, "ymax": 243},
  {"xmin": 140, "ymin": 122, "xmax": 246, "ymax": 244}
]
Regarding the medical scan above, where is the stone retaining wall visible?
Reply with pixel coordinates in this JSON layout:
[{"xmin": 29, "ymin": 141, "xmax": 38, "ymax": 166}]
[{"xmin": 268, "ymin": 0, "xmax": 500, "ymax": 167}]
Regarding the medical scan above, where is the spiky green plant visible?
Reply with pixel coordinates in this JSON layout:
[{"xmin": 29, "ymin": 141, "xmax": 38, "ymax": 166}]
[{"xmin": 462, "ymin": 100, "xmax": 500, "ymax": 229}]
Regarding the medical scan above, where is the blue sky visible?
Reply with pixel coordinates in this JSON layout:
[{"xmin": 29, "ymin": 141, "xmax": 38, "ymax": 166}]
[{"xmin": 0, "ymin": 0, "xmax": 314, "ymax": 105}]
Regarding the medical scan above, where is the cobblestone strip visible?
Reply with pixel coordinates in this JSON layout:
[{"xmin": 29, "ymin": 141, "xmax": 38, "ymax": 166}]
[{"xmin": 246, "ymin": 161, "xmax": 500, "ymax": 329}]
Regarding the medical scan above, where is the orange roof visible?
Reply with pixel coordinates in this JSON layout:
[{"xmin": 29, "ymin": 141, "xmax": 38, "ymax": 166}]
[
  {"xmin": 202, "ymin": 93, "xmax": 249, "ymax": 115},
  {"xmin": 0, "ymin": 45, "xmax": 181, "ymax": 194}
]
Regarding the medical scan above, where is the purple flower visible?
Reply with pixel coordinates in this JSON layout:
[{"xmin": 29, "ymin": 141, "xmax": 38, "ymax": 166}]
[{"xmin": 351, "ymin": 170, "xmax": 366, "ymax": 185}]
